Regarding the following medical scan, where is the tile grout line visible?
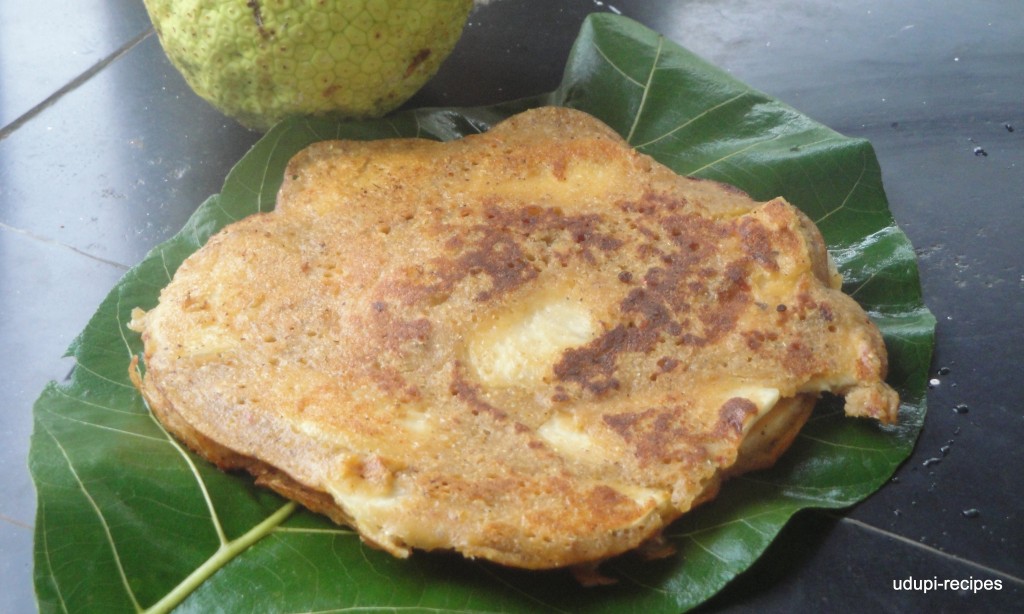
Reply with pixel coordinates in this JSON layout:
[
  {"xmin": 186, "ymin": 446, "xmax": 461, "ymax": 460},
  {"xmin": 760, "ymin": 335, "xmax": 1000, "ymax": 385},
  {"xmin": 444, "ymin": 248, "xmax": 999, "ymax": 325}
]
[
  {"xmin": 0, "ymin": 221, "xmax": 130, "ymax": 271},
  {"xmin": 0, "ymin": 512, "xmax": 33, "ymax": 531},
  {"xmin": 835, "ymin": 514, "xmax": 1024, "ymax": 587},
  {"xmin": 0, "ymin": 28, "xmax": 154, "ymax": 142}
]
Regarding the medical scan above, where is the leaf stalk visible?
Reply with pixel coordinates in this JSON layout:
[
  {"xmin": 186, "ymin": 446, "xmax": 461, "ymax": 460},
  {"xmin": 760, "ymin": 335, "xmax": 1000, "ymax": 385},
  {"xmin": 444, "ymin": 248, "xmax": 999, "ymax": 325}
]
[{"xmin": 143, "ymin": 502, "xmax": 298, "ymax": 614}]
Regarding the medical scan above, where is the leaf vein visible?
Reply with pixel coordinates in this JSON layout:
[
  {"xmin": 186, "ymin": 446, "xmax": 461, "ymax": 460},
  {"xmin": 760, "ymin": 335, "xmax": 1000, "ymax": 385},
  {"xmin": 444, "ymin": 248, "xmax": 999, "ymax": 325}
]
[
  {"xmin": 593, "ymin": 43, "xmax": 644, "ymax": 88},
  {"xmin": 41, "ymin": 422, "xmax": 144, "ymax": 612},
  {"xmin": 669, "ymin": 505, "xmax": 793, "ymax": 538},
  {"xmin": 685, "ymin": 134, "xmax": 784, "ymax": 176},
  {"xmin": 634, "ymin": 91, "xmax": 749, "ymax": 149},
  {"xmin": 145, "ymin": 407, "xmax": 230, "ymax": 546},
  {"xmin": 43, "ymin": 407, "xmax": 166, "ymax": 442},
  {"xmin": 685, "ymin": 535, "xmax": 729, "ymax": 564},
  {"xmin": 50, "ymin": 385, "xmax": 144, "ymax": 417},
  {"xmin": 38, "ymin": 501, "xmax": 72, "ymax": 614},
  {"xmin": 797, "ymin": 432, "xmax": 897, "ymax": 452},
  {"xmin": 814, "ymin": 146, "xmax": 869, "ymax": 225},
  {"xmin": 626, "ymin": 35, "xmax": 664, "ymax": 144},
  {"xmin": 68, "ymin": 361, "xmax": 134, "ymax": 390}
]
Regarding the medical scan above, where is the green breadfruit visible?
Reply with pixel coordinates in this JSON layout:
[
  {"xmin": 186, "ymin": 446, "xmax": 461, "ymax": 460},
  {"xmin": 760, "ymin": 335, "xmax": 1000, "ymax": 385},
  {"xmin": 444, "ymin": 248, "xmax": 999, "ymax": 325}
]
[{"xmin": 145, "ymin": 0, "xmax": 474, "ymax": 130}]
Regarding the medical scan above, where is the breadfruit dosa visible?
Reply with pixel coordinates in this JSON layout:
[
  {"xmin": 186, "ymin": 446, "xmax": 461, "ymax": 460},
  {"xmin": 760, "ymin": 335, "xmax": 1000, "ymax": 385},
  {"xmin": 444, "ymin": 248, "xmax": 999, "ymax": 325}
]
[{"xmin": 129, "ymin": 107, "xmax": 899, "ymax": 570}]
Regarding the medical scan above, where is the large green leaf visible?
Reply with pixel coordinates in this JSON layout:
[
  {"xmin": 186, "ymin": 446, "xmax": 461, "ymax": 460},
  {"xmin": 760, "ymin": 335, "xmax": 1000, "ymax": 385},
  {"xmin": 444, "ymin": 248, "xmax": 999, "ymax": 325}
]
[{"xmin": 30, "ymin": 14, "xmax": 934, "ymax": 613}]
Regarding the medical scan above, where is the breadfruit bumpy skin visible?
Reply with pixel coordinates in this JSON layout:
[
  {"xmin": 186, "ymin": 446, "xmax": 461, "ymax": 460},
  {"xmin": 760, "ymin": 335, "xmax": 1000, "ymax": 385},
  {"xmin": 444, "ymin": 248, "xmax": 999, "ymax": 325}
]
[
  {"xmin": 129, "ymin": 107, "xmax": 899, "ymax": 570},
  {"xmin": 143, "ymin": 0, "xmax": 473, "ymax": 130}
]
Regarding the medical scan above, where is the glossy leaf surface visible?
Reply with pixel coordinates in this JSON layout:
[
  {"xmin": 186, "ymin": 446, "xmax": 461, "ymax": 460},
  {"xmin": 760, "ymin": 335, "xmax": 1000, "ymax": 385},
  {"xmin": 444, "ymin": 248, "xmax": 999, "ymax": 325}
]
[{"xmin": 31, "ymin": 14, "xmax": 934, "ymax": 613}]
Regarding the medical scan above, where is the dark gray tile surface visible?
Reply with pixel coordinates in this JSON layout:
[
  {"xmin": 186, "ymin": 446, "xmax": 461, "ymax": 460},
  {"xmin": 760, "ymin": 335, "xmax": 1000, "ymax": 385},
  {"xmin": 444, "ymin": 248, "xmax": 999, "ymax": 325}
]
[
  {"xmin": 4, "ymin": 0, "xmax": 1021, "ymax": 612},
  {"xmin": 0, "ymin": 33, "xmax": 261, "ymax": 267},
  {"xmin": 696, "ymin": 511, "xmax": 1021, "ymax": 613},
  {"xmin": 0, "ymin": 0, "xmax": 151, "ymax": 130}
]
